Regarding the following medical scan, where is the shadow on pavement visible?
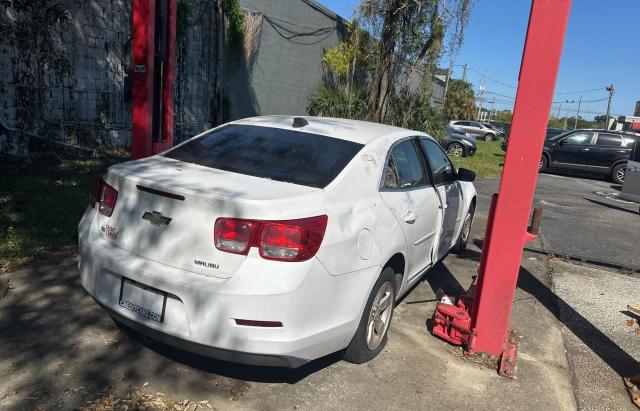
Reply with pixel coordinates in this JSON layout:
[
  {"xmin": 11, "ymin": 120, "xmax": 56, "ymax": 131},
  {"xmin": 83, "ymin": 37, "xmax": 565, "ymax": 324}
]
[
  {"xmin": 517, "ymin": 267, "xmax": 640, "ymax": 377},
  {"xmin": 583, "ymin": 197, "xmax": 639, "ymax": 215},
  {"xmin": 417, "ymin": 239, "xmax": 639, "ymax": 378},
  {"xmin": 115, "ymin": 320, "xmax": 342, "ymax": 384}
]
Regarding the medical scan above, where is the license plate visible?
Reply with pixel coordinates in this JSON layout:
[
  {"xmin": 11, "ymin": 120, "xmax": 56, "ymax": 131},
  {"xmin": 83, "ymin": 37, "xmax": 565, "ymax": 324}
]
[{"xmin": 119, "ymin": 278, "xmax": 167, "ymax": 322}]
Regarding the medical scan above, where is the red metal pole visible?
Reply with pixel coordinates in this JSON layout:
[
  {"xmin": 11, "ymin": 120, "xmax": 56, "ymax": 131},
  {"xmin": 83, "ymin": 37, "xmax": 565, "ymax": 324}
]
[
  {"xmin": 152, "ymin": 0, "xmax": 177, "ymax": 154},
  {"xmin": 471, "ymin": 0, "xmax": 572, "ymax": 355},
  {"xmin": 131, "ymin": 0, "xmax": 155, "ymax": 160}
]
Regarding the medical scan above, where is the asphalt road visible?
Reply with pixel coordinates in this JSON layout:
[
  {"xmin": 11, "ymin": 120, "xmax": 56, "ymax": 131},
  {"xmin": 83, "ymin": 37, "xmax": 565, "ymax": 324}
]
[{"xmin": 474, "ymin": 172, "xmax": 640, "ymax": 269}]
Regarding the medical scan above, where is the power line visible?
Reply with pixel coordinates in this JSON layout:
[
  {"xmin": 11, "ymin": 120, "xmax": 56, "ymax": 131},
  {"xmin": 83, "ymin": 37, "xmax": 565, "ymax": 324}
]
[{"xmin": 460, "ymin": 65, "xmax": 609, "ymax": 98}]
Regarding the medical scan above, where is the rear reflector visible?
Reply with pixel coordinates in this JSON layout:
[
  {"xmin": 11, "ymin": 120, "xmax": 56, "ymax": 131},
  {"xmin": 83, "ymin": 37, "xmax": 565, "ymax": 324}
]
[
  {"xmin": 213, "ymin": 215, "xmax": 328, "ymax": 262},
  {"xmin": 234, "ymin": 319, "xmax": 283, "ymax": 328}
]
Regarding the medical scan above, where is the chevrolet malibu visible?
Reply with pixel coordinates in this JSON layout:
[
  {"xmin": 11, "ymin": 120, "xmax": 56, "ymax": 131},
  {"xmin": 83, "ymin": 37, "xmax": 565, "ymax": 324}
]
[{"xmin": 78, "ymin": 116, "xmax": 477, "ymax": 367}]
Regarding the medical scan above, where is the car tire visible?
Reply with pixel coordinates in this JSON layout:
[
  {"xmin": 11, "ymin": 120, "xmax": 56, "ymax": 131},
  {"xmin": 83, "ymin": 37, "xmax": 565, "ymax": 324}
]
[
  {"xmin": 539, "ymin": 155, "xmax": 548, "ymax": 172},
  {"xmin": 343, "ymin": 266, "xmax": 396, "ymax": 364},
  {"xmin": 447, "ymin": 142, "xmax": 465, "ymax": 157},
  {"xmin": 611, "ymin": 163, "xmax": 626, "ymax": 185},
  {"xmin": 484, "ymin": 133, "xmax": 493, "ymax": 142},
  {"xmin": 453, "ymin": 203, "xmax": 475, "ymax": 255}
]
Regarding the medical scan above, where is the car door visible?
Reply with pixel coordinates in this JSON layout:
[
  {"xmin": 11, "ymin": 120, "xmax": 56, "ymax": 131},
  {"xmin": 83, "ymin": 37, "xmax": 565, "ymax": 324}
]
[
  {"xmin": 418, "ymin": 138, "xmax": 464, "ymax": 261},
  {"xmin": 551, "ymin": 131, "xmax": 595, "ymax": 169},
  {"xmin": 622, "ymin": 141, "xmax": 640, "ymax": 201},
  {"xmin": 591, "ymin": 133, "xmax": 626, "ymax": 168},
  {"xmin": 379, "ymin": 139, "xmax": 442, "ymax": 281}
]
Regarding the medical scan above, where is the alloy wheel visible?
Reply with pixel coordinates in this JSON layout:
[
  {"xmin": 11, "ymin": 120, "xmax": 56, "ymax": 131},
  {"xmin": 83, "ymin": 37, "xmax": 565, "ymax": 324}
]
[
  {"xmin": 448, "ymin": 143, "xmax": 464, "ymax": 157},
  {"xmin": 366, "ymin": 281, "xmax": 394, "ymax": 350},
  {"xmin": 617, "ymin": 167, "xmax": 626, "ymax": 183}
]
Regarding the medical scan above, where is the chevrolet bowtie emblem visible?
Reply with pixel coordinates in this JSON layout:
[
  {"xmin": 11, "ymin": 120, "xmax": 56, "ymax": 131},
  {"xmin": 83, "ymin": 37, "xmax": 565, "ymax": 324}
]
[{"xmin": 142, "ymin": 211, "xmax": 172, "ymax": 226}]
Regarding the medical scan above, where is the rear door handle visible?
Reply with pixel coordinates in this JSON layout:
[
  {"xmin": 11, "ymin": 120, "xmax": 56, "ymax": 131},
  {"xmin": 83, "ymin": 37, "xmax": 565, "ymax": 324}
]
[
  {"xmin": 402, "ymin": 210, "xmax": 417, "ymax": 223},
  {"xmin": 581, "ymin": 148, "xmax": 590, "ymax": 152}
]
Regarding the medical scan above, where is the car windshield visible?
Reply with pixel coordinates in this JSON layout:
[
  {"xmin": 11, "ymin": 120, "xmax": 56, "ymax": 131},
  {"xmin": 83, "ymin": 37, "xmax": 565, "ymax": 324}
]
[{"xmin": 163, "ymin": 124, "xmax": 364, "ymax": 188}]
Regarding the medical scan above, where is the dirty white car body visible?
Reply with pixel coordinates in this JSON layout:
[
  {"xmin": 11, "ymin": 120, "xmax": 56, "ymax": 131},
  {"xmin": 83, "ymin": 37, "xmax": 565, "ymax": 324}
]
[{"xmin": 78, "ymin": 116, "xmax": 477, "ymax": 367}]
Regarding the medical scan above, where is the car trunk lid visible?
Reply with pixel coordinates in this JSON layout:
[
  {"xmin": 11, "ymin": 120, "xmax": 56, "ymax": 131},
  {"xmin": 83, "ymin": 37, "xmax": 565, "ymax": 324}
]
[{"xmin": 97, "ymin": 156, "xmax": 324, "ymax": 279}]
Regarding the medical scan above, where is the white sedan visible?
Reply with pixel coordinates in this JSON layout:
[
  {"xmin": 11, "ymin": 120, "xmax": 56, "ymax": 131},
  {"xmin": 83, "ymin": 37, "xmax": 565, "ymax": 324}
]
[{"xmin": 78, "ymin": 116, "xmax": 477, "ymax": 367}]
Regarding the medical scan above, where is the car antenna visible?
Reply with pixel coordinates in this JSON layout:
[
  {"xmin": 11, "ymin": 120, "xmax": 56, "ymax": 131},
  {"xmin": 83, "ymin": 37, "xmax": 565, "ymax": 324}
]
[{"xmin": 292, "ymin": 117, "xmax": 308, "ymax": 128}]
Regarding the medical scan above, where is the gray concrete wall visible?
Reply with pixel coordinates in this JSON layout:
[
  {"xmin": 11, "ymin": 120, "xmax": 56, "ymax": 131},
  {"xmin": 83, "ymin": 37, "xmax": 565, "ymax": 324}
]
[{"xmin": 230, "ymin": 0, "xmax": 345, "ymax": 119}]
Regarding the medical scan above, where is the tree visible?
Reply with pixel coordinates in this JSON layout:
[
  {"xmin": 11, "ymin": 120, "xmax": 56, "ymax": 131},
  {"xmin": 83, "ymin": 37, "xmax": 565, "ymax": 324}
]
[
  {"xmin": 443, "ymin": 79, "xmax": 475, "ymax": 120},
  {"xmin": 359, "ymin": 0, "xmax": 474, "ymax": 123},
  {"xmin": 493, "ymin": 110, "xmax": 513, "ymax": 124}
]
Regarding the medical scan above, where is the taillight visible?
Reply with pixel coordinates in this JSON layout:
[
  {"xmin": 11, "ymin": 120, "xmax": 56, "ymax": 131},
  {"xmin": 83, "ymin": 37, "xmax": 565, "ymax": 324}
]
[
  {"xmin": 91, "ymin": 178, "xmax": 118, "ymax": 217},
  {"xmin": 214, "ymin": 218, "xmax": 257, "ymax": 255},
  {"xmin": 260, "ymin": 216, "xmax": 328, "ymax": 261},
  {"xmin": 213, "ymin": 215, "xmax": 328, "ymax": 262}
]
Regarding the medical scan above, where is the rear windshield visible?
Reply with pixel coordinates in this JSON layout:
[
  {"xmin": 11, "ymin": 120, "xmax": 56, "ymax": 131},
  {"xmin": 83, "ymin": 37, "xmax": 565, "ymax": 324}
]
[{"xmin": 163, "ymin": 124, "xmax": 364, "ymax": 188}]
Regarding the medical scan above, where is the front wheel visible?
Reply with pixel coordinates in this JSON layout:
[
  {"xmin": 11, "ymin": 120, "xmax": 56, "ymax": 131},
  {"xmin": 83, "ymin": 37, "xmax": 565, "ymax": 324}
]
[
  {"xmin": 447, "ymin": 142, "xmax": 464, "ymax": 157},
  {"xmin": 539, "ymin": 155, "xmax": 548, "ymax": 172},
  {"xmin": 611, "ymin": 163, "xmax": 626, "ymax": 185},
  {"xmin": 453, "ymin": 204, "xmax": 475, "ymax": 255},
  {"xmin": 343, "ymin": 267, "xmax": 396, "ymax": 364},
  {"xmin": 484, "ymin": 133, "xmax": 493, "ymax": 142}
]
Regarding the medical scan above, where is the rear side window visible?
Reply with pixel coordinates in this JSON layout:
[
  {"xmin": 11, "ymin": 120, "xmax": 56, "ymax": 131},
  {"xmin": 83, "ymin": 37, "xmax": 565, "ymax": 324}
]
[
  {"xmin": 595, "ymin": 133, "xmax": 623, "ymax": 147},
  {"xmin": 164, "ymin": 125, "xmax": 363, "ymax": 188},
  {"xmin": 382, "ymin": 140, "xmax": 429, "ymax": 189},
  {"xmin": 563, "ymin": 132, "xmax": 594, "ymax": 145}
]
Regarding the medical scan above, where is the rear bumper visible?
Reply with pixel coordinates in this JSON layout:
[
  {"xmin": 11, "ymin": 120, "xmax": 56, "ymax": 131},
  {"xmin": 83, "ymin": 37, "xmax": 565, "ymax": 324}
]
[
  {"xmin": 102, "ymin": 303, "xmax": 308, "ymax": 367},
  {"xmin": 78, "ymin": 208, "xmax": 380, "ymax": 367}
]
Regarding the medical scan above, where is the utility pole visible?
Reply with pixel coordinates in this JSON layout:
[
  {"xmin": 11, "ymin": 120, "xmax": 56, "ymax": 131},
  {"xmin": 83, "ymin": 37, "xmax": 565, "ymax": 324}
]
[
  {"xmin": 476, "ymin": 83, "xmax": 485, "ymax": 120},
  {"xmin": 462, "ymin": 63, "xmax": 467, "ymax": 81},
  {"xmin": 443, "ymin": 60, "xmax": 453, "ymax": 107},
  {"xmin": 563, "ymin": 99, "xmax": 575, "ymax": 130},
  {"xmin": 476, "ymin": 72, "xmax": 487, "ymax": 120},
  {"xmin": 605, "ymin": 84, "xmax": 614, "ymax": 130},
  {"xmin": 573, "ymin": 96, "xmax": 582, "ymax": 129}
]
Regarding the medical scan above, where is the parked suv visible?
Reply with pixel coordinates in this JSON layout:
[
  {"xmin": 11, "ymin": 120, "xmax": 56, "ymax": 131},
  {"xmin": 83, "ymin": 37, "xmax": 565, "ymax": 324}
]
[
  {"xmin": 449, "ymin": 120, "xmax": 499, "ymax": 141},
  {"xmin": 541, "ymin": 129, "xmax": 640, "ymax": 184}
]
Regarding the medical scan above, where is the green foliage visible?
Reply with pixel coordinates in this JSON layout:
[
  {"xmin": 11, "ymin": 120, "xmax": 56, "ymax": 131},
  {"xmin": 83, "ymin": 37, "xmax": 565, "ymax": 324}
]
[
  {"xmin": 450, "ymin": 140, "xmax": 505, "ymax": 178},
  {"xmin": 443, "ymin": 79, "xmax": 476, "ymax": 120},
  {"xmin": 323, "ymin": 42, "xmax": 356, "ymax": 77},
  {"xmin": 224, "ymin": 0, "xmax": 245, "ymax": 52},
  {"xmin": 0, "ymin": 0, "xmax": 71, "ymax": 78},
  {"xmin": 307, "ymin": 83, "xmax": 367, "ymax": 119},
  {"xmin": 0, "ymin": 153, "xmax": 128, "ymax": 262},
  {"xmin": 322, "ymin": 21, "xmax": 374, "ymax": 79},
  {"xmin": 386, "ymin": 91, "xmax": 446, "ymax": 141},
  {"xmin": 493, "ymin": 110, "xmax": 513, "ymax": 124}
]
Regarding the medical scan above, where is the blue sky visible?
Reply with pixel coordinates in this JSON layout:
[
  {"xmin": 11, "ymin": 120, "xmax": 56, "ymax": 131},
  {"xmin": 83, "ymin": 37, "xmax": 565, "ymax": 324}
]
[{"xmin": 317, "ymin": 0, "xmax": 639, "ymax": 119}]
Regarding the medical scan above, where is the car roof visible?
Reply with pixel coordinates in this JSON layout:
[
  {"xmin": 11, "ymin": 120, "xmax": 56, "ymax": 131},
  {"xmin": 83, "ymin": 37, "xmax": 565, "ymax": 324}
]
[{"xmin": 230, "ymin": 115, "xmax": 410, "ymax": 145}]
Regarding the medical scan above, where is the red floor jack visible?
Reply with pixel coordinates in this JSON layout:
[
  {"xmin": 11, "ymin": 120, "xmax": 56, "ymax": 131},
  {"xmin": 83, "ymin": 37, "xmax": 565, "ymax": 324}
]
[{"xmin": 431, "ymin": 0, "xmax": 572, "ymax": 378}]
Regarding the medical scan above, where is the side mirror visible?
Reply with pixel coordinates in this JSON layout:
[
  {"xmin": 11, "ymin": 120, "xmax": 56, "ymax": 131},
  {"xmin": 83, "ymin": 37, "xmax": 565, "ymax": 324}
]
[{"xmin": 458, "ymin": 168, "xmax": 476, "ymax": 182}]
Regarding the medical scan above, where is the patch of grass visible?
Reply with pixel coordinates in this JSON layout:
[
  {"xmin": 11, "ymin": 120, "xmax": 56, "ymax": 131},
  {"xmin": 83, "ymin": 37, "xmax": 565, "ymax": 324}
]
[
  {"xmin": 0, "ymin": 152, "xmax": 128, "ymax": 265},
  {"xmin": 451, "ymin": 140, "xmax": 505, "ymax": 178}
]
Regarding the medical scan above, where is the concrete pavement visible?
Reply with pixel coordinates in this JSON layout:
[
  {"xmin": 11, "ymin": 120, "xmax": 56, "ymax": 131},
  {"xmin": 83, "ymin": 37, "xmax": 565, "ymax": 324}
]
[{"xmin": 0, "ymin": 213, "xmax": 577, "ymax": 410}]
